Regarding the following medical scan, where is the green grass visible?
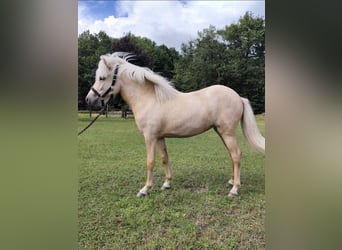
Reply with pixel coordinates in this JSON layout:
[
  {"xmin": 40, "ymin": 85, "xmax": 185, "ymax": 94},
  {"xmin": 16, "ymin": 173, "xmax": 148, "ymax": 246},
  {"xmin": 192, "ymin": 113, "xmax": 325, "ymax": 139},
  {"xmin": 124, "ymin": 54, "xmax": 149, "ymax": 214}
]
[{"xmin": 78, "ymin": 113, "xmax": 265, "ymax": 249}]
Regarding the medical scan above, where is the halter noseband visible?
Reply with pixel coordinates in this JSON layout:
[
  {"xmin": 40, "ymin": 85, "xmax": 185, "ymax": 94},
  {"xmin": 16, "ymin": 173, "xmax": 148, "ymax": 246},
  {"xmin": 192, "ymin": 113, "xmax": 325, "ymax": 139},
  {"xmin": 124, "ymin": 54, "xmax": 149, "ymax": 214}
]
[{"xmin": 91, "ymin": 65, "xmax": 120, "ymax": 99}]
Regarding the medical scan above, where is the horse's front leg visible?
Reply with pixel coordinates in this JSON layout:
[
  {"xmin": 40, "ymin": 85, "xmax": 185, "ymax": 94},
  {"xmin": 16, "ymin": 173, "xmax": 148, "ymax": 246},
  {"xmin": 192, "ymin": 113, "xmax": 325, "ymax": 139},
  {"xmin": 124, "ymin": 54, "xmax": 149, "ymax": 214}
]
[
  {"xmin": 137, "ymin": 136, "xmax": 157, "ymax": 197},
  {"xmin": 158, "ymin": 138, "xmax": 172, "ymax": 191}
]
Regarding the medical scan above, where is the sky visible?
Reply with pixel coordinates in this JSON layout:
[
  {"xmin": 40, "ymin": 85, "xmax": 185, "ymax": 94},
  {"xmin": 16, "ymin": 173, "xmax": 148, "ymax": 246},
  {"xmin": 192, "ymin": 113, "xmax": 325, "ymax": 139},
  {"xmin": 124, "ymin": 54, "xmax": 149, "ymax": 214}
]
[{"xmin": 78, "ymin": 0, "xmax": 265, "ymax": 51}]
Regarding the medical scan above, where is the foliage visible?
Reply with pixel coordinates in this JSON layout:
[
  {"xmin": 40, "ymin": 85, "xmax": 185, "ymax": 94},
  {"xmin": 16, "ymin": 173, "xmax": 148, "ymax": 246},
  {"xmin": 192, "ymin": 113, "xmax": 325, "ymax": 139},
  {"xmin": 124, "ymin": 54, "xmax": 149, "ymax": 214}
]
[
  {"xmin": 150, "ymin": 45, "xmax": 180, "ymax": 80},
  {"xmin": 111, "ymin": 32, "xmax": 154, "ymax": 68},
  {"xmin": 78, "ymin": 12, "xmax": 265, "ymax": 113},
  {"xmin": 110, "ymin": 33, "xmax": 180, "ymax": 80},
  {"xmin": 78, "ymin": 31, "xmax": 114, "ymax": 109},
  {"xmin": 174, "ymin": 12, "xmax": 265, "ymax": 113},
  {"xmin": 174, "ymin": 25, "xmax": 227, "ymax": 92},
  {"xmin": 78, "ymin": 114, "xmax": 265, "ymax": 249},
  {"xmin": 78, "ymin": 32, "xmax": 180, "ymax": 109}
]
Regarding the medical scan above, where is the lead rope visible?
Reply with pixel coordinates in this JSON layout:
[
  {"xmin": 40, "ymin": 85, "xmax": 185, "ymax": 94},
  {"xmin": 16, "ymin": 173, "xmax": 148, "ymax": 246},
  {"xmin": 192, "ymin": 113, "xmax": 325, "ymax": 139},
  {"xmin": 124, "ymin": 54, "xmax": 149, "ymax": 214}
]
[{"xmin": 78, "ymin": 106, "xmax": 106, "ymax": 136}]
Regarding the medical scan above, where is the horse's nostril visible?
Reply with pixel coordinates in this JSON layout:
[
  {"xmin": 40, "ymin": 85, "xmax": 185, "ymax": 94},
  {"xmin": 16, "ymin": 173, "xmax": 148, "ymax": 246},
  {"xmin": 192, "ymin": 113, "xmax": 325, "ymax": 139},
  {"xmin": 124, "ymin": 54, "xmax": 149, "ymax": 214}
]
[{"xmin": 85, "ymin": 97, "xmax": 89, "ymax": 104}]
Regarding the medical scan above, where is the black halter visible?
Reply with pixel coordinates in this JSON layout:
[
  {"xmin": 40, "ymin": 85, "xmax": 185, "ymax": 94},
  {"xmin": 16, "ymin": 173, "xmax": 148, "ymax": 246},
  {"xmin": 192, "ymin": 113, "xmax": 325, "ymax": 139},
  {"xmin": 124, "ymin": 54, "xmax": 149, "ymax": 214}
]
[{"xmin": 91, "ymin": 65, "xmax": 120, "ymax": 99}]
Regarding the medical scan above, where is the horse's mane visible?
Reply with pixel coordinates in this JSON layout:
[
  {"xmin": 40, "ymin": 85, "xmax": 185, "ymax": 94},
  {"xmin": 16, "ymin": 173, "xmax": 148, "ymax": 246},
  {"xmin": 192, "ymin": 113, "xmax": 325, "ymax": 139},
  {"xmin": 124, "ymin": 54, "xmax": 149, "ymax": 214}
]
[
  {"xmin": 121, "ymin": 63, "xmax": 179, "ymax": 102},
  {"xmin": 102, "ymin": 53, "xmax": 179, "ymax": 103}
]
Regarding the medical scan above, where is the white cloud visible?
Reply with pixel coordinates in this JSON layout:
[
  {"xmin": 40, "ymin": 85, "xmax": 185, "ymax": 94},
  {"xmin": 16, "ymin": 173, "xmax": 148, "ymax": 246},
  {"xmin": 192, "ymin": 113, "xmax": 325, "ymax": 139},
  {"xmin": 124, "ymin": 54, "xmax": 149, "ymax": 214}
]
[{"xmin": 78, "ymin": 1, "xmax": 264, "ymax": 51}]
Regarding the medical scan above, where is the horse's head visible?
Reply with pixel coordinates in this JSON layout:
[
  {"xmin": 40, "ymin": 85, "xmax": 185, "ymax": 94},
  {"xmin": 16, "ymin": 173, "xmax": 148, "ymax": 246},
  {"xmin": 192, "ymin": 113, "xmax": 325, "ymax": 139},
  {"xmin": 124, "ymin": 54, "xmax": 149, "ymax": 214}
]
[{"xmin": 85, "ymin": 52, "xmax": 134, "ymax": 108}]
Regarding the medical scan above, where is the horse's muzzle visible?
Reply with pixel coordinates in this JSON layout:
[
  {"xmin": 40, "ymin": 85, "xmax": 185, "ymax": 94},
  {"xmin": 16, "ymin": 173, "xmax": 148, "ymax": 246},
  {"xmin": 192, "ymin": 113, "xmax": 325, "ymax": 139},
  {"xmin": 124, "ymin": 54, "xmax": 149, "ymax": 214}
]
[{"xmin": 85, "ymin": 93, "xmax": 99, "ymax": 107}]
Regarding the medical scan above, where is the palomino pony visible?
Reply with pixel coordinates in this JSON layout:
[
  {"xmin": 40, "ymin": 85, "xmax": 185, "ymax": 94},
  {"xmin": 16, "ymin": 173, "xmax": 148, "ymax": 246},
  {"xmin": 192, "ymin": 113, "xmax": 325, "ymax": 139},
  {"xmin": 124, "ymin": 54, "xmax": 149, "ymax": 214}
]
[{"xmin": 85, "ymin": 52, "xmax": 265, "ymax": 197}]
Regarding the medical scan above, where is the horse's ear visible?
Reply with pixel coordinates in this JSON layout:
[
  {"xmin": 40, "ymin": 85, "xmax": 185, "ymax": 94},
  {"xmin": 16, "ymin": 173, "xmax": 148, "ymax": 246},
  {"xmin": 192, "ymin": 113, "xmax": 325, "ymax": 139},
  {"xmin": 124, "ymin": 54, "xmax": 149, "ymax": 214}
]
[{"xmin": 101, "ymin": 56, "xmax": 113, "ymax": 71}]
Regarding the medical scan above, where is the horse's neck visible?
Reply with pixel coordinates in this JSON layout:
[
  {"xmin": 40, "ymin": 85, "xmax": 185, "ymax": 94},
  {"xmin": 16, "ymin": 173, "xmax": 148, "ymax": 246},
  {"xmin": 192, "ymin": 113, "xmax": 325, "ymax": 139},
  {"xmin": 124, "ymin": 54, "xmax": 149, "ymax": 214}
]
[{"xmin": 120, "ymin": 79, "xmax": 156, "ymax": 113}]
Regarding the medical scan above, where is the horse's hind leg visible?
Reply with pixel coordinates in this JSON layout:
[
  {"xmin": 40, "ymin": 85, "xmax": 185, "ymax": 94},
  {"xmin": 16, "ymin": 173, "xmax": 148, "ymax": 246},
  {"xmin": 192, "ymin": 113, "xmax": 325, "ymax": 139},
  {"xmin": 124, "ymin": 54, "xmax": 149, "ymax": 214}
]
[
  {"xmin": 224, "ymin": 135, "xmax": 242, "ymax": 196},
  {"xmin": 158, "ymin": 138, "xmax": 172, "ymax": 190},
  {"xmin": 215, "ymin": 129, "xmax": 242, "ymax": 196}
]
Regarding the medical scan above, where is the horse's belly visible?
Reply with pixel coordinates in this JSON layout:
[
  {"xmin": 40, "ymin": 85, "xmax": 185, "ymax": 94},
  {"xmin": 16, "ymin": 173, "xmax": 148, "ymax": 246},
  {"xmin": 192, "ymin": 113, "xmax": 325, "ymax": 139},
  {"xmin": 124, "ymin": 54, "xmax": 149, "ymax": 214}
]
[
  {"xmin": 160, "ymin": 115, "xmax": 213, "ymax": 138},
  {"xmin": 162, "ymin": 127, "xmax": 212, "ymax": 138}
]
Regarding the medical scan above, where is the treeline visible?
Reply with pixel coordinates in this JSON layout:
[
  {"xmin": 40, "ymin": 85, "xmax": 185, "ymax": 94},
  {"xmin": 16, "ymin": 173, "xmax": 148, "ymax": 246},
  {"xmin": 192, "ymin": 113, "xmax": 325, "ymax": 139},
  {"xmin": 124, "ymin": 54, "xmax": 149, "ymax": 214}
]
[{"xmin": 78, "ymin": 12, "xmax": 265, "ymax": 113}]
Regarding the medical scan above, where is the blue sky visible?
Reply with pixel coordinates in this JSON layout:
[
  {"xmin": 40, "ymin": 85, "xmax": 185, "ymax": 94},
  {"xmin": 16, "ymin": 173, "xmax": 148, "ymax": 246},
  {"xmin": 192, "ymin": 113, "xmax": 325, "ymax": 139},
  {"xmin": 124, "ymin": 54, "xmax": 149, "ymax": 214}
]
[
  {"xmin": 78, "ymin": 1, "xmax": 265, "ymax": 51},
  {"xmin": 79, "ymin": 1, "xmax": 128, "ymax": 20}
]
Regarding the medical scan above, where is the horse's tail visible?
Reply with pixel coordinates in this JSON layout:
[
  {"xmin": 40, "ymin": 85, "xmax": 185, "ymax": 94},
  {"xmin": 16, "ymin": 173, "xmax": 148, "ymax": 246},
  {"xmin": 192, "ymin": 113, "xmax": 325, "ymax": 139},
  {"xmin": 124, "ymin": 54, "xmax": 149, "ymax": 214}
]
[{"xmin": 241, "ymin": 98, "xmax": 265, "ymax": 154}]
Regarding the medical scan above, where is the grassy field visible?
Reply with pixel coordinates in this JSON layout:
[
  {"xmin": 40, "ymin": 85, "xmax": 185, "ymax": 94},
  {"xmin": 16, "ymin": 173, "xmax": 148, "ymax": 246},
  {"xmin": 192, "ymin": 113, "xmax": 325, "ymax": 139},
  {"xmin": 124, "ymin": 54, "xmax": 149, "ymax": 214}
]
[{"xmin": 78, "ymin": 113, "xmax": 265, "ymax": 249}]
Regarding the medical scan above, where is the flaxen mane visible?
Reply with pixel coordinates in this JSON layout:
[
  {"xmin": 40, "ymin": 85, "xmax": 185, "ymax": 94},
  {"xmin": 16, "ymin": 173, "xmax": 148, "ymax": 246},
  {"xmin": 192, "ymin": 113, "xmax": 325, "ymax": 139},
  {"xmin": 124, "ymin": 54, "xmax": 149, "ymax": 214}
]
[{"xmin": 108, "ymin": 53, "xmax": 179, "ymax": 103}]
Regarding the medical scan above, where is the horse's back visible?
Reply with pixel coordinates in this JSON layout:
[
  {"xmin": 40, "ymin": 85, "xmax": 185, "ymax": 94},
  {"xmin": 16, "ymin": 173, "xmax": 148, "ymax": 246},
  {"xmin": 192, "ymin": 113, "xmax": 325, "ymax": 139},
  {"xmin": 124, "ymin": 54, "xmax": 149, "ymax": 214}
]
[
  {"xmin": 189, "ymin": 85, "xmax": 243, "ymax": 115},
  {"xmin": 195, "ymin": 85, "xmax": 240, "ymax": 98}
]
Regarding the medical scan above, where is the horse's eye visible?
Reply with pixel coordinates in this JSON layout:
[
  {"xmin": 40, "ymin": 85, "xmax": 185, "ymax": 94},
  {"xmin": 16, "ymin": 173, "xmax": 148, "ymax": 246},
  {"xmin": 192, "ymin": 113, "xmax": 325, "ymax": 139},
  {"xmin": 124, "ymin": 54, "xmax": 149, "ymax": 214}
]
[{"xmin": 99, "ymin": 76, "xmax": 106, "ymax": 81}]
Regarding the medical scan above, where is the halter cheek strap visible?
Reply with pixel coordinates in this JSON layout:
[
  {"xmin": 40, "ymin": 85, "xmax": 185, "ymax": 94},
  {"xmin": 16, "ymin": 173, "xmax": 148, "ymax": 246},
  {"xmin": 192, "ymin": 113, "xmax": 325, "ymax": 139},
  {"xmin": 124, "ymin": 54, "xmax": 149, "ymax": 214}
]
[
  {"xmin": 112, "ymin": 65, "xmax": 119, "ymax": 86},
  {"xmin": 91, "ymin": 65, "xmax": 120, "ymax": 98}
]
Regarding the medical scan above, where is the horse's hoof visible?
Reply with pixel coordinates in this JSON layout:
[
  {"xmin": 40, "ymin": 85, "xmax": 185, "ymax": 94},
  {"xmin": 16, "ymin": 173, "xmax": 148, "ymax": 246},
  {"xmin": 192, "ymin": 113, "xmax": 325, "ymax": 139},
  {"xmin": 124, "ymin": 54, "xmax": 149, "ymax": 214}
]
[
  {"xmin": 137, "ymin": 191, "xmax": 147, "ymax": 197},
  {"xmin": 160, "ymin": 184, "xmax": 171, "ymax": 191},
  {"xmin": 228, "ymin": 191, "xmax": 239, "ymax": 197}
]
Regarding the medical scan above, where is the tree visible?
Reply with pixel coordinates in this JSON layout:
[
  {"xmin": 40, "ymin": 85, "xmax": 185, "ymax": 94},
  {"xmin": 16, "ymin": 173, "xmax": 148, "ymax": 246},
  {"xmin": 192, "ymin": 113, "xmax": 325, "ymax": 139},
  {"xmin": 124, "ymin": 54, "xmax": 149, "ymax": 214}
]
[
  {"xmin": 174, "ymin": 12, "xmax": 265, "ymax": 113},
  {"xmin": 112, "ymin": 33, "xmax": 180, "ymax": 80},
  {"xmin": 218, "ymin": 12, "xmax": 265, "ymax": 112},
  {"xmin": 78, "ymin": 31, "xmax": 114, "ymax": 109},
  {"xmin": 174, "ymin": 25, "xmax": 227, "ymax": 91},
  {"xmin": 111, "ymin": 32, "xmax": 154, "ymax": 68},
  {"xmin": 78, "ymin": 14, "xmax": 265, "ymax": 113},
  {"xmin": 150, "ymin": 45, "xmax": 180, "ymax": 80},
  {"xmin": 78, "ymin": 31, "xmax": 180, "ymax": 111}
]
